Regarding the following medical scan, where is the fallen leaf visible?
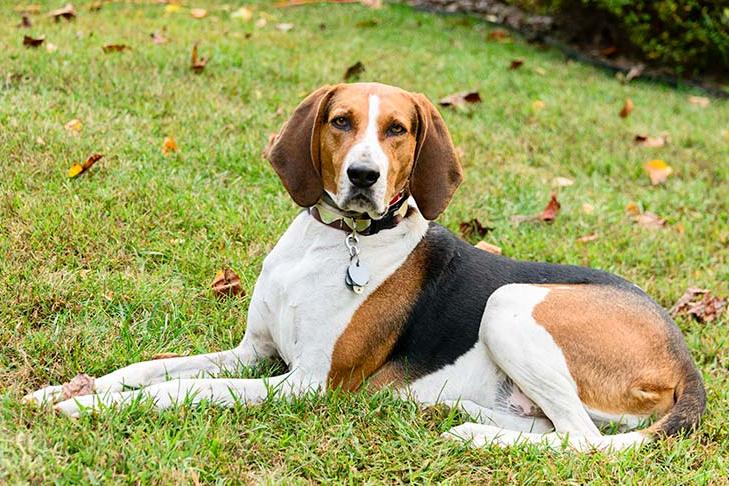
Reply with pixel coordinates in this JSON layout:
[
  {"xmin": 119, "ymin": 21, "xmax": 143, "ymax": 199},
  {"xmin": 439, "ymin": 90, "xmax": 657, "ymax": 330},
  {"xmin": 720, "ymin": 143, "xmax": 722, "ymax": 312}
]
[
  {"xmin": 459, "ymin": 218, "xmax": 493, "ymax": 239},
  {"xmin": 475, "ymin": 241, "xmax": 502, "ymax": 255},
  {"xmin": 61, "ymin": 373, "xmax": 94, "ymax": 399},
  {"xmin": 360, "ymin": 0, "xmax": 382, "ymax": 7},
  {"xmin": 64, "ymin": 118, "xmax": 82, "ymax": 135},
  {"xmin": 487, "ymin": 29, "xmax": 510, "ymax": 42},
  {"xmin": 190, "ymin": 43, "xmax": 208, "ymax": 73},
  {"xmin": 68, "ymin": 153, "xmax": 103, "ymax": 178},
  {"xmin": 164, "ymin": 4, "xmax": 181, "ymax": 13},
  {"xmin": 688, "ymin": 95, "xmax": 710, "ymax": 108},
  {"xmin": 643, "ymin": 159, "xmax": 673, "ymax": 185},
  {"xmin": 634, "ymin": 212, "xmax": 666, "ymax": 229},
  {"xmin": 552, "ymin": 176, "xmax": 573, "ymax": 187},
  {"xmin": 619, "ymin": 98, "xmax": 634, "ymax": 118},
  {"xmin": 275, "ymin": 22, "xmax": 294, "ymax": 32},
  {"xmin": 46, "ymin": 42, "xmax": 57, "ymax": 53},
  {"xmin": 625, "ymin": 201, "xmax": 640, "ymax": 216},
  {"xmin": 150, "ymin": 31, "xmax": 168, "ymax": 44},
  {"xmin": 89, "ymin": 1, "xmax": 102, "ymax": 11},
  {"xmin": 150, "ymin": 352, "xmax": 182, "ymax": 360},
  {"xmin": 532, "ymin": 100, "xmax": 545, "ymax": 111},
  {"xmin": 533, "ymin": 66, "xmax": 546, "ymax": 76},
  {"xmin": 439, "ymin": 91, "xmax": 481, "ymax": 108},
  {"xmin": 670, "ymin": 288, "xmax": 727, "ymax": 323},
  {"xmin": 634, "ymin": 134, "xmax": 668, "ymax": 148},
  {"xmin": 255, "ymin": 17, "xmax": 267, "ymax": 28},
  {"xmin": 539, "ymin": 193, "xmax": 561, "ymax": 222},
  {"xmin": 102, "ymin": 44, "xmax": 131, "ymax": 53},
  {"xmin": 162, "ymin": 136, "xmax": 178, "ymax": 155},
  {"xmin": 624, "ymin": 63, "xmax": 645, "ymax": 82},
  {"xmin": 190, "ymin": 8, "xmax": 207, "ymax": 19},
  {"xmin": 48, "ymin": 3, "xmax": 76, "ymax": 21},
  {"xmin": 581, "ymin": 203, "xmax": 594, "ymax": 214},
  {"xmin": 211, "ymin": 268, "xmax": 243, "ymax": 297},
  {"xmin": 274, "ymin": 0, "xmax": 357, "ymax": 6},
  {"xmin": 17, "ymin": 14, "xmax": 32, "ymax": 28},
  {"xmin": 343, "ymin": 61, "xmax": 365, "ymax": 81},
  {"xmin": 230, "ymin": 6, "xmax": 253, "ymax": 21},
  {"xmin": 23, "ymin": 35, "xmax": 44, "ymax": 47},
  {"xmin": 576, "ymin": 233, "xmax": 599, "ymax": 243},
  {"xmin": 509, "ymin": 59, "xmax": 524, "ymax": 70},
  {"xmin": 599, "ymin": 46, "xmax": 618, "ymax": 57}
]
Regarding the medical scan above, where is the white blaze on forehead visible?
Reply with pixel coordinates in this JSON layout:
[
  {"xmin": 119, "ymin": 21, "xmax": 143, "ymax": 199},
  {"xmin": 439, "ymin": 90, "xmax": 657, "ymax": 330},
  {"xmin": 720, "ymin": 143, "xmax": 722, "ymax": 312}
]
[{"xmin": 333, "ymin": 93, "xmax": 390, "ymax": 216}]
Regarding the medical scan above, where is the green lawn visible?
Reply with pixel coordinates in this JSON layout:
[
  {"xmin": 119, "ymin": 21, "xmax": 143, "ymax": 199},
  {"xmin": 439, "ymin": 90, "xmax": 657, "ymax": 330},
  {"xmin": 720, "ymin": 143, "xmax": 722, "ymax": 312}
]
[{"xmin": 1, "ymin": 0, "xmax": 728, "ymax": 483}]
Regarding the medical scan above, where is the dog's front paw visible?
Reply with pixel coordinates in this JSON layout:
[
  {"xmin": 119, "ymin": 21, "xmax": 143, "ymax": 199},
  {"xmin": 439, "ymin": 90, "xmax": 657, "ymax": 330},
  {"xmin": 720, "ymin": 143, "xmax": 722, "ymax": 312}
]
[
  {"xmin": 23, "ymin": 385, "xmax": 65, "ymax": 406},
  {"xmin": 54, "ymin": 394, "xmax": 99, "ymax": 418}
]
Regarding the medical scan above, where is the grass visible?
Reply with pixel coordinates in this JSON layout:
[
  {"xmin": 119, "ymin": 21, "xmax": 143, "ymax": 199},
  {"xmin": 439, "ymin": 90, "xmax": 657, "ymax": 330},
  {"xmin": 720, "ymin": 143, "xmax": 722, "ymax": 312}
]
[{"xmin": 1, "ymin": 0, "xmax": 728, "ymax": 483}]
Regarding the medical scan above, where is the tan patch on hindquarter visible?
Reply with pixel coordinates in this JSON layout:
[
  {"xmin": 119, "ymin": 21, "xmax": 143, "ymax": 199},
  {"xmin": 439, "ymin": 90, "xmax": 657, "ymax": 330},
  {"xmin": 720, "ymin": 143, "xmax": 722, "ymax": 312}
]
[
  {"xmin": 533, "ymin": 285, "xmax": 682, "ymax": 417},
  {"xmin": 317, "ymin": 84, "xmax": 420, "ymax": 200},
  {"xmin": 328, "ymin": 242, "xmax": 428, "ymax": 391}
]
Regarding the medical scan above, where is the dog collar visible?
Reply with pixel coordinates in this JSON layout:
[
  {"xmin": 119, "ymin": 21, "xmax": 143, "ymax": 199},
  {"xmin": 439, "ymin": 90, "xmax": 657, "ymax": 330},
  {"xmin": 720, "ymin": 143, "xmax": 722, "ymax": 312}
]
[{"xmin": 309, "ymin": 191, "xmax": 410, "ymax": 237}]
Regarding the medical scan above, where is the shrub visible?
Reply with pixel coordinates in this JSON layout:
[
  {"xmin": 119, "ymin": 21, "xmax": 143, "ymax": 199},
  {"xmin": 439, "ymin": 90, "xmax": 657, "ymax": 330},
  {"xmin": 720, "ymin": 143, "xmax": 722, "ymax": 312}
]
[{"xmin": 515, "ymin": 0, "xmax": 729, "ymax": 77}]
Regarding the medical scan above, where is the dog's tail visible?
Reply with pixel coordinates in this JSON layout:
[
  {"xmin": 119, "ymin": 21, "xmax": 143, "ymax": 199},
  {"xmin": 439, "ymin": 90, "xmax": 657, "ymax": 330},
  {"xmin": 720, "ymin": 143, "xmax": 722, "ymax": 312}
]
[{"xmin": 641, "ymin": 364, "xmax": 706, "ymax": 439}]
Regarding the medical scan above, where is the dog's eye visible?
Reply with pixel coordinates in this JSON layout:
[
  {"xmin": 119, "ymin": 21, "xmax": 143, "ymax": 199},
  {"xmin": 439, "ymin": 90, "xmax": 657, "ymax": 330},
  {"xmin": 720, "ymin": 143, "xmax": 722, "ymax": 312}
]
[
  {"xmin": 387, "ymin": 123, "xmax": 406, "ymax": 136},
  {"xmin": 331, "ymin": 116, "xmax": 351, "ymax": 131}
]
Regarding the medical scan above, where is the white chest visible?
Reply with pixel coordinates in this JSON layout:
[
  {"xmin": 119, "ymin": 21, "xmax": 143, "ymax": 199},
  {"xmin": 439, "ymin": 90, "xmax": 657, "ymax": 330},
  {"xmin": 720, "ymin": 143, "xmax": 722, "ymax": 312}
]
[{"xmin": 250, "ymin": 209, "xmax": 428, "ymax": 376}]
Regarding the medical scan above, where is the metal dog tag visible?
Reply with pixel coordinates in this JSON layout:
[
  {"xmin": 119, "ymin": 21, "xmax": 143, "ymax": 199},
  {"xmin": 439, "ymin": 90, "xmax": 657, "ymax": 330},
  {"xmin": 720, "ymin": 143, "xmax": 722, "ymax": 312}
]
[{"xmin": 346, "ymin": 260, "xmax": 369, "ymax": 294}]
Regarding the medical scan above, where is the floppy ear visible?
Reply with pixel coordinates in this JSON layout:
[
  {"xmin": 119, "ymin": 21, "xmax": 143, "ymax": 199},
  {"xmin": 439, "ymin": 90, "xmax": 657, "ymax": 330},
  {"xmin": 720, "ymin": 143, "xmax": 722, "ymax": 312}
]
[
  {"xmin": 265, "ymin": 85, "xmax": 338, "ymax": 207},
  {"xmin": 410, "ymin": 93, "xmax": 463, "ymax": 220}
]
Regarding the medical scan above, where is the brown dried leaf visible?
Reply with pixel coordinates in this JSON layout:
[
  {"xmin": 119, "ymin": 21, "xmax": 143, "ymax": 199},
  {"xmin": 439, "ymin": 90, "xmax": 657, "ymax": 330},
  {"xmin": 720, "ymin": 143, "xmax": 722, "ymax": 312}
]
[
  {"xmin": 619, "ymin": 98, "xmax": 634, "ymax": 118},
  {"xmin": 576, "ymin": 233, "xmax": 599, "ymax": 243},
  {"xmin": 150, "ymin": 31, "xmax": 168, "ymax": 44},
  {"xmin": 151, "ymin": 352, "xmax": 182, "ymax": 360},
  {"xmin": 670, "ymin": 288, "xmax": 727, "ymax": 323},
  {"xmin": 643, "ymin": 159, "xmax": 672, "ymax": 185},
  {"xmin": 624, "ymin": 63, "xmax": 645, "ymax": 82},
  {"xmin": 509, "ymin": 59, "xmax": 524, "ymax": 70},
  {"xmin": 539, "ymin": 193, "xmax": 561, "ymax": 222},
  {"xmin": 190, "ymin": 8, "xmax": 207, "ymax": 19},
  {"xmin": 625, "ymin": 201, "xmax": 640, "ymax": 216},
  {"xmin": 68, "ymin": 153, "xmax": 103, "ymax": 178},
  {"xmin": 688, "ymin": 96, "xmax": 710, "ymax": 108},
  {"xmin": 61, "ymin": 373, "xmax": 95, "ymax": 399},
  {"xmin": 634, "ymin": 134, "xmax": 668, "ymax": 148},
  {"xmin": 475, "ymin": 241, "xmax": 502, "ymax": 255},
  {"xmin": 634, "ymin": 212, "xmax": 666, "ymax": 229},
  {"xmin": 487, "ymin": 29, "xmax": 510, "ymax": 42},
  {"xmin": 344, "ymin": 61, "xmax": 365, "ymax": 81},
  {"xmin": 211, "ymin": 268, "xmax": 243, "ymax": 297},
  {"xmin": 552, "ymin": 176, "xmax": 574, "ymax": 187},
  {"xmin": 48, "ymin": 3, "xmax": 76, "ymax": 21},
  {"xmin": 17, "ymin": 15, "xmax": 32, "ymax": 28},
  {"xmin": 600, "ymin": 46, "xmax": 618, "ymax": 57},
  {"xmin": 439, "ymin": 91, "xmax": 481, "ymax": 108},
  {"xmin": 162, "ymin": 136, "xmax": 178, "ymax": 155},
  {"xmin": 23, "ymin": 35, "xmax": 44, "ymax": 47},
  {"xmin": 64, "ymin": 118, "xmax": 82, "ymax": 135},
  {"xmin": 459, "ymin": 218, "xmax": 493, "ymax": 239},
  {"xmin": 191, "ymin": 43, "xmax": 208, "ymax": 73},
  {"xmin": 102, "ymin": 44, "xmax": 131, "ymax": 53},
  {"xmin": 360, "ymin": 0, "xmax": 382, "ymax": 7}
]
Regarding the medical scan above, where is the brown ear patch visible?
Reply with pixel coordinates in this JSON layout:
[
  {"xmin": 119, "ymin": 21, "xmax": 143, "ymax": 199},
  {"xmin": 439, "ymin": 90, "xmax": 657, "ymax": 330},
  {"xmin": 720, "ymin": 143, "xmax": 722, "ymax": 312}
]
[
  {"xmin": 409, "ymin": 93, "xmax": 463, "ymax": 220},
  {"xmin": 328, "ymin": 241, "xmax": 429, "ymax": 391},
  {"xmin": 532, "ymin": 285, "xmax": 683, "ymax": 417}
]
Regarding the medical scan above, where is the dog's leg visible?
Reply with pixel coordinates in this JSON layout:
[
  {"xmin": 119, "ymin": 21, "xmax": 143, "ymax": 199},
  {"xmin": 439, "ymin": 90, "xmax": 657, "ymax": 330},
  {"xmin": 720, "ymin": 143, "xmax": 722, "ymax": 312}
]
[
  {"xmin": 24, "ymin": 320, "xmax": 279, "ymax": 405},
  {"xmin": 456, "ymin": 284, "xmax": 647, "ymax": 451},
  {"xmin": 437, "ymin": 399, "xmax": 554, "ymax": 433},
  {"xmin": 53, "ymin": 371, "xmax": 319, "ymax": 417}
]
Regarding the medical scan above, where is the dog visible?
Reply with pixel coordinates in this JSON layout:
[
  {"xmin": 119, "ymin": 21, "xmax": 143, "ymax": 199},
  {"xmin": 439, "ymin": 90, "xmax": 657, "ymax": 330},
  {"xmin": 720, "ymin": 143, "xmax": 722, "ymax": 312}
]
[{"xmin": 26, "ymin": 82, "xmax": 705, "ymax": 451}]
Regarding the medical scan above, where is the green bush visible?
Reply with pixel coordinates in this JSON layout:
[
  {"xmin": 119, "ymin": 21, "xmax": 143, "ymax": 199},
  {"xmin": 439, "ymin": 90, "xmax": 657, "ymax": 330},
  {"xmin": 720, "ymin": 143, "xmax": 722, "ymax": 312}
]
[{"xmin": 517, "ymin": 0, "xmax": 729, "ymax": 76}]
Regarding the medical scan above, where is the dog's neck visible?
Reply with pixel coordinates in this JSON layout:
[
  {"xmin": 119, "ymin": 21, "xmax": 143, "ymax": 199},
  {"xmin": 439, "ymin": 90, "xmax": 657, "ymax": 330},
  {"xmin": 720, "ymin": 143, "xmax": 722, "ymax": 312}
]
[{"xmin": 309, "ymin": 192, "xmax": 411, "ymax": 236}]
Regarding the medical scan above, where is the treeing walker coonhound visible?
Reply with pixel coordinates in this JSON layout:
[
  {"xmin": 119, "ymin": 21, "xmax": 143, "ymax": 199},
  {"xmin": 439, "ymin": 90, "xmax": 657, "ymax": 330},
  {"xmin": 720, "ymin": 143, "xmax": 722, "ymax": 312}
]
[{"xmin": 26, "ymin": 82, "xmax": 706, "ymax": 452}]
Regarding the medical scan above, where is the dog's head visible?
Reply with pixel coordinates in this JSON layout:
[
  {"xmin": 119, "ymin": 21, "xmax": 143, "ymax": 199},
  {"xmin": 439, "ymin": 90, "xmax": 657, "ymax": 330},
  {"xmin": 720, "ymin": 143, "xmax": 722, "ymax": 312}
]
[{"xmin": 265, "ymin": 83, "xmax": 462, "ymax": 220}]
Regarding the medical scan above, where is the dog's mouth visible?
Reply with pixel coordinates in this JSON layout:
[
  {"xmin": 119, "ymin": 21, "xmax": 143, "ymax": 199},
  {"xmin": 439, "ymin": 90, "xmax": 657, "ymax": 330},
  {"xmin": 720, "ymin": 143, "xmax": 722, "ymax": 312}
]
[{"xmin": 341, "ymin": 190, "xmax": 385, "ymax": 218}]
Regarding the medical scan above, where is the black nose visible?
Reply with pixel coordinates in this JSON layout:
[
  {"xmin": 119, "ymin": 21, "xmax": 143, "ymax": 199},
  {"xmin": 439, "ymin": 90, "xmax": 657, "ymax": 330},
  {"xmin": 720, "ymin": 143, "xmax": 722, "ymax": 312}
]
[{"xmin": 347, "ymin": 164, "xmax": 380, "ymax": 188}]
